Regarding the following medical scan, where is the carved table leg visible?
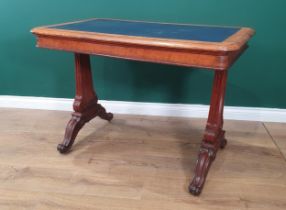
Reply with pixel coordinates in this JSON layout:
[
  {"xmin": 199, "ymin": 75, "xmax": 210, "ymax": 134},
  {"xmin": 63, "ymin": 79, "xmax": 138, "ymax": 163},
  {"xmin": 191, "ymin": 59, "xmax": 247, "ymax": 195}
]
[
  {"xmin": 189, "ymin": 70, "xmax": 228, "ymax": 195},
  {"xmin": 57, "ymin": 53, "xmax": 113, "ymax": 154}
]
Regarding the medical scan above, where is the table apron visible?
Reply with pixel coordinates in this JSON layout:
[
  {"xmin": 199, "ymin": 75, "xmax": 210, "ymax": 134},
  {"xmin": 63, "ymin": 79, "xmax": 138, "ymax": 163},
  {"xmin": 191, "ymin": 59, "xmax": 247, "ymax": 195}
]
[{"xmin": 36, "ymin": 36, "xmax": 243, "ymax": 70}]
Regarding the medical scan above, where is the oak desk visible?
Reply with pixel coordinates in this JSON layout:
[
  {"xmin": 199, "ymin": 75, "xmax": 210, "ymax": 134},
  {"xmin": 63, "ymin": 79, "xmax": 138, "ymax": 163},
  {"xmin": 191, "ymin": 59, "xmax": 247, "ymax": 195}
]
[{"xmin": 32, "ymin": 19, "xmax": 255, "ymax": 195}]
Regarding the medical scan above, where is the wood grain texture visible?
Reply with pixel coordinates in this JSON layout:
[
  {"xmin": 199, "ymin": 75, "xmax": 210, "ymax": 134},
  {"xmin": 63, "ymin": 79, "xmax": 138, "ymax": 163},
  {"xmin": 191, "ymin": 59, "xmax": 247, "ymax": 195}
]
[
  {"xmin": 31, "ymin": 19, "xmax": 254, "ymax": 70},
  {"xmin": 0, "ymin": 108, "xmax": 286, "ymax": 210},
  {"xmin": 263, "ymin": 122, "xmax": 286, "ymax": 159}
]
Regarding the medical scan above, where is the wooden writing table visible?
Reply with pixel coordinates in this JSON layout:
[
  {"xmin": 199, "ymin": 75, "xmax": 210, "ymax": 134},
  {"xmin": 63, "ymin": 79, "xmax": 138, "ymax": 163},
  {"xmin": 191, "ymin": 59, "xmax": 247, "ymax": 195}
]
[{"xmin": 32, "ymin": 19, "xmax": 255, "ymax": 195}]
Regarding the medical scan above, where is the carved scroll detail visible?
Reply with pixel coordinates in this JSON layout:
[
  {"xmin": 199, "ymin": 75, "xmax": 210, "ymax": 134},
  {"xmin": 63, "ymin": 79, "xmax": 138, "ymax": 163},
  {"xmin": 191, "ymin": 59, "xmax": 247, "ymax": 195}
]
[{"xmin": 189, "ymin": 144, "xmax": 216, "ymax": 195}]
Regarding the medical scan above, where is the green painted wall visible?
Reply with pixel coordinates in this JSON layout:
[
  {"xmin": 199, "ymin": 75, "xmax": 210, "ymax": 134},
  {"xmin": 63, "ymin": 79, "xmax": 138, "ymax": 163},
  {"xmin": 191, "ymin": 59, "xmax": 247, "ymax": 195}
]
[{"xmin": 0, "ymin": 0, "xmax": 285, "ymax": 108}]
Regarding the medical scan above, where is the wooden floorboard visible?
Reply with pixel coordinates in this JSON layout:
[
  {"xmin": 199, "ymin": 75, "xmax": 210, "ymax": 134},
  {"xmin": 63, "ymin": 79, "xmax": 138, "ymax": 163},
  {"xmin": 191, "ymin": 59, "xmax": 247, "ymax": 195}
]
[
  {"xmin": 0, "ymin": 108, "xmax": 286, "ymax": 210},
  {"xmin": 264, "ymin": 122, "xmax": 286, "ymax": 161}
]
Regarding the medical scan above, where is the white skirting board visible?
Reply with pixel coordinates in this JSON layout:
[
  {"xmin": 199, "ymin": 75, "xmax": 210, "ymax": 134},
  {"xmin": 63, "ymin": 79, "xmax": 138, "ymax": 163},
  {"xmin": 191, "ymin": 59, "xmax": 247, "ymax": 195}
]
[{"xmin": 0, "ymin": 96, "xmax": 285, "ymax": 123}]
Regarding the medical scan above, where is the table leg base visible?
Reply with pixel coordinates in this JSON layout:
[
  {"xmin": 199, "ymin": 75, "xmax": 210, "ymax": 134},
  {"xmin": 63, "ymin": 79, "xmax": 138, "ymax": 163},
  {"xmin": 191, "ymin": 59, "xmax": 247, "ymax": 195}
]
[
  {"xmin": 220, "ymin": 137, "xmax": 227, "ymax": 149},
  {"xmin": 57, "ymin": 143, "xmax": 72, "ymax": 154},
  {"xmin": 97, "ymin": 104, "xmax": 114, "ymax": 121},
  {"xmin": 189, "ymin": 130, "xmax": 227, "ymax": 196},
  {"xmin": 57, "ymin": 103, "xmax": 113, "ymax": 154},
  {"xmin": 189, "ymin": 145, "xmax": 216, "ymax": 196}
]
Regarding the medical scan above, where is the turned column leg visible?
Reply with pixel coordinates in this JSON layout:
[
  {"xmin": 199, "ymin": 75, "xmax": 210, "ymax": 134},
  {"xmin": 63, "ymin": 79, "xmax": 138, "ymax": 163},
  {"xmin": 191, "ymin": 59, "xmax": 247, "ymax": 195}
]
[
  {"xmin": 57, "ymin": 53, "xmax": 113, "ymax": 154},
  {"xmin": 189, "ymin": 70, "xmax": 228, "ymax": 195}
]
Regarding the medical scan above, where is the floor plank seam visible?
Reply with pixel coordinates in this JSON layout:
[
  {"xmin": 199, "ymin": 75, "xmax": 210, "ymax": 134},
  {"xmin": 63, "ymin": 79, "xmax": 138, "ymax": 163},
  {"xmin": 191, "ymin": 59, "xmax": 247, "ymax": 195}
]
[{"xmin": 262, "ymin": 122, "xmax": 286, "ymax": 162}]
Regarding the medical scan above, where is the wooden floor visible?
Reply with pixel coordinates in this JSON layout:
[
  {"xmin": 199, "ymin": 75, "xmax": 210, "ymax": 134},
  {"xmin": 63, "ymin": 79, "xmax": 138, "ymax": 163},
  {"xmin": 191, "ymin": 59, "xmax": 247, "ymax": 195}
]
[{"xmin": 0, "ymin": 108, "xmax": 286, "ymax": 210}]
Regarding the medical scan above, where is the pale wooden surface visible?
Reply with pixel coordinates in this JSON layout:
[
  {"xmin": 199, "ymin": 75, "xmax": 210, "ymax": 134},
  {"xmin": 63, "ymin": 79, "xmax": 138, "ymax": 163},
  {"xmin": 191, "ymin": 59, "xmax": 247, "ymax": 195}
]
[
  {"xmin": 264, "ymin": 122, "xmax": 286, "ymax": 160},
  {"xmin": 0, "ymin": 108, "xmax": 285, "ymax": 210}
]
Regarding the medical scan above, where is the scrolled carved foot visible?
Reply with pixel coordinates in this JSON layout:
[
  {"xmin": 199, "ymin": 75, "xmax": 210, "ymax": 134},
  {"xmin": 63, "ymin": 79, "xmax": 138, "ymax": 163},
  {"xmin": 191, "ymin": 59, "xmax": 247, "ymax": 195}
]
[
  {"xmin": 57, "ymin": 144, "xmax": 70, "ymax": 154},
  {"xmin": 189, "ymin": 145, "xmax": 216, "ymax": 196},
  {"xmin": 96, "ymin": 104, "xmax": 114, "ymax": 121},
  {"xmin": 57, "ymin": 114, "xmax": 85, "ymax": 154},
  {"xmin": 220, "ymin": 138, "xmax": 227, "ymax": 149},
  {"xmin": 189, "ymin": 184, "xmax": 202, "ymax": 196},
  {"xmin": 100, "ymin": 112, "xmax": 113, "ymax": 122}
]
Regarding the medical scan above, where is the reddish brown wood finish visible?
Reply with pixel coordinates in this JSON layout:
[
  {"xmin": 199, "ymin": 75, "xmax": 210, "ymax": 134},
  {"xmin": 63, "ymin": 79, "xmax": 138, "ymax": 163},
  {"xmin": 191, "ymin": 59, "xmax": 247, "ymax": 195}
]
[
  {"xmin": 189, "ymin": 70, "xmax": 228, "ymax": 195},
  {"xmin": 57, "ymin": 53, "xmax": 113, "ymax": 154},
  {"xmin": 31, "ymin": 19, "xmax": 255, "ymax": 195}
]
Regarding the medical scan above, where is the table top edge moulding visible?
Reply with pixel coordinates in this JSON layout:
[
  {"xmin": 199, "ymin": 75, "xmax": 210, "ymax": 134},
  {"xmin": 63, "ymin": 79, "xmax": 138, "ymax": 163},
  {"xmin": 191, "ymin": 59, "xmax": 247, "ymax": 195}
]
[{"xmin": 31, "ymin": 18, "xmax": 255, "ymax": 70}]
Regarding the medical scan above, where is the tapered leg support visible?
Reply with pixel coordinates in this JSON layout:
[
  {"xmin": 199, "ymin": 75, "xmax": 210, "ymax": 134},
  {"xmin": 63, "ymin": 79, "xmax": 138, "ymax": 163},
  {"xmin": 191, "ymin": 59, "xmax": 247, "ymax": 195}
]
[
  {"xmin": 57, "ymin": 53, "xmax": 113, "ymax": 154},
  {"xmin": 189, "ymin": 70, "xmax": 228, "ymax": 196}
]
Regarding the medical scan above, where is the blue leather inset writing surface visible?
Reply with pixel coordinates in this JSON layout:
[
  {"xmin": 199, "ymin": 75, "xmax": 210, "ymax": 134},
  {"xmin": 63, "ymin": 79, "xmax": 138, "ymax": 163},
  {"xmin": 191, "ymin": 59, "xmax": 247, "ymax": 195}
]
[{"xmin": 51, "ymin": 19, "xmax": 240, "ymax": 42}]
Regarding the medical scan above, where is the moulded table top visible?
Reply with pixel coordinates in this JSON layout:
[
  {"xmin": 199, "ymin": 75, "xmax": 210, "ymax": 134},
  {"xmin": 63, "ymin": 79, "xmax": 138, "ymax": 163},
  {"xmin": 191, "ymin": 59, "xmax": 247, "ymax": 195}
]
[{"xmin": 32, "ymin": 18, "xmax": 255, "ymax": 52}]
